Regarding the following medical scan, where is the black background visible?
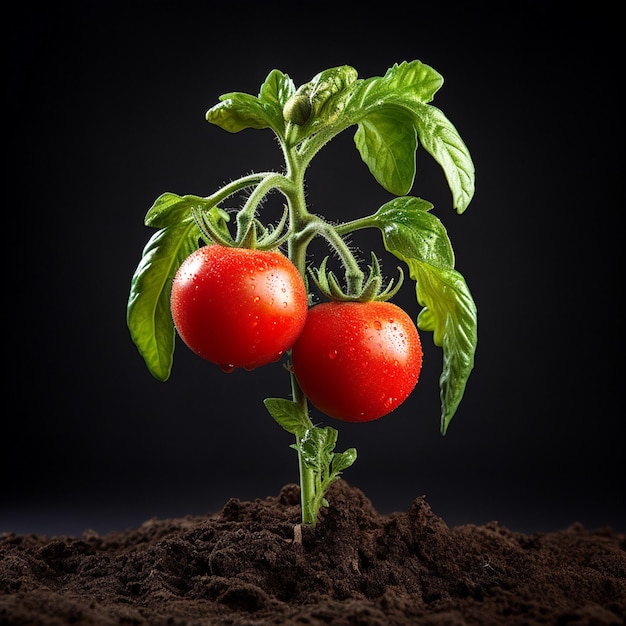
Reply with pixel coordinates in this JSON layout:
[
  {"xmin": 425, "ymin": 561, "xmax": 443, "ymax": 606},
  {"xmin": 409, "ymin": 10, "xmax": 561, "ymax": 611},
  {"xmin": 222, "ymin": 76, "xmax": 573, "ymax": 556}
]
[{"xmin": 5, "ymin": 2, "xmax": 623, "ymax": 536}]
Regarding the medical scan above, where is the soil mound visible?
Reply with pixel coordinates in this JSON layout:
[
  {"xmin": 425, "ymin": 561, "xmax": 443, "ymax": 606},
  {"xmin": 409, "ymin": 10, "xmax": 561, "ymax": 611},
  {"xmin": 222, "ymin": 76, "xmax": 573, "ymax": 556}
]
[{"xmin": 1, "ymin": 480, "xmax": 624, "ymax": 625}]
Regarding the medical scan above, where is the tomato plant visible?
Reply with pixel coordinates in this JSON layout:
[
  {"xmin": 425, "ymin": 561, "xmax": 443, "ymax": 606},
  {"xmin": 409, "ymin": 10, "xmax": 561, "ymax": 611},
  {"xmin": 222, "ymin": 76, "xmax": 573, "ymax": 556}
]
[
  {"xmin": 127, "ymin": 61, "xmax": 478, "ymax": 526},
  {"xmin": 291, "ymin": 301, "xmax": 422, "ymax": 422},
  {"xmin": 170, "ymin": 245, "xmax": 308, "ymax": 371}
]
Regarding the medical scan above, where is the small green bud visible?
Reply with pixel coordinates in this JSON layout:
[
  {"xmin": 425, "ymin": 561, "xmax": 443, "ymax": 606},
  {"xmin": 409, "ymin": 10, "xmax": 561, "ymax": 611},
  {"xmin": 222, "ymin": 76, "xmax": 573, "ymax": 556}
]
[{"xmin": 283, "ymin": 93, "xmax": 312, "ymax": 126}]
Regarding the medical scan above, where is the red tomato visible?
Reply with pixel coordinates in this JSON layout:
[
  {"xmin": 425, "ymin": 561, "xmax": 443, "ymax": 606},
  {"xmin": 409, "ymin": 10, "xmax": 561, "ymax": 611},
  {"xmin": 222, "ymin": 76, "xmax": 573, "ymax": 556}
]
[
  {"xmin": 170, "ymin": 245, "xmax": 308, "ymax": 371},
  {"xmin": 291, "ymin": 301, "xmax": 422, "ymax": 422}
]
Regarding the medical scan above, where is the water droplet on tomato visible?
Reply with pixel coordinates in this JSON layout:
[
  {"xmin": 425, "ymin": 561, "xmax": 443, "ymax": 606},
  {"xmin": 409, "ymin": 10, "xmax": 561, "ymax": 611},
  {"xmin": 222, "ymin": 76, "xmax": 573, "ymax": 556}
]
[
  {"xmin": 328, "ymin": 349, "xmax": 338, "ymax": 360},
  {"xmin": 253, "ymin": 296, "xmax": 260, "ymax": 303},
  {"xmin": 373, "ymin": 320, "xmax": 382, "ymax": 330},
  {"xmin": 220, "ymin": 364, "xmax": 236, "ymax": 373}
]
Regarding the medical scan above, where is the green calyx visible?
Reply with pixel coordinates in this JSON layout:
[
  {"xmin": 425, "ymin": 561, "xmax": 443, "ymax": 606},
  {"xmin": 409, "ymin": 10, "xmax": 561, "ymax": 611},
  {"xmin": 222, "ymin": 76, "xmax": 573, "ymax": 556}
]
[
  {"xmin": 192, "ymin": 205, "xmax": 290, "ymax": 251},
  {"xmin": 309, "ymin": 253, "xmax": 404, "ymax": 303}
]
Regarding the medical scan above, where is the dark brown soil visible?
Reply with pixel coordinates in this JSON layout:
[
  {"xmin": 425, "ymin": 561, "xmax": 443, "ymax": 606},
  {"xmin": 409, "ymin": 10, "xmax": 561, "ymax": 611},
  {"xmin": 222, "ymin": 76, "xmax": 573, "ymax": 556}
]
[{"xmin": 1, "ymin": 480, "xmax": 624, "ymax": 626}]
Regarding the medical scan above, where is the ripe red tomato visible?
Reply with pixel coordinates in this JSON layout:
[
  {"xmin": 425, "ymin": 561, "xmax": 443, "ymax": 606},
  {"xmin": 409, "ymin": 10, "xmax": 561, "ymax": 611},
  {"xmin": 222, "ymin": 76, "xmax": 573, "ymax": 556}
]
[
  {"xmin": 170, "ymin": 245, "xmax": 308, "ymax": 371},
  {"xmin": 291, "ymin": 301, "xmax": 422, "ymax": 422}
]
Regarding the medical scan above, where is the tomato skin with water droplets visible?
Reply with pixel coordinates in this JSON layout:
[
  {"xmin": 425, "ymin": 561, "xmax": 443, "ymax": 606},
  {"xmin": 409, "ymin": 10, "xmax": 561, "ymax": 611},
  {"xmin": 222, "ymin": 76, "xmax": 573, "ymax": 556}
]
[
  {"xmin": 291, "ymin": 301, "xmax": 422, "ymax": 422},
  {"xmin": 170, "ymin": 245, "xmax": 308, "ymax": 371}
]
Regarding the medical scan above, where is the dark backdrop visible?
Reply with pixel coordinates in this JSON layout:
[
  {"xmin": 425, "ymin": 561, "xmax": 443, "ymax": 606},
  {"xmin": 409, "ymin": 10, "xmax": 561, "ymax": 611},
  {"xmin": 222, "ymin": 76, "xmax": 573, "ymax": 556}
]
[{"xmin": 5, "ymin": 2, "xmax": 623, "ymax": 536}]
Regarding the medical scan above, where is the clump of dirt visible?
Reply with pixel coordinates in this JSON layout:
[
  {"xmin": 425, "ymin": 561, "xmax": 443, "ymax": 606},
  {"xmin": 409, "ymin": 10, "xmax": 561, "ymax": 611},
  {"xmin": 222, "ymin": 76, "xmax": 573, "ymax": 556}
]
[{"xmin": 1, "ymin": 480, "xmax": 624, "ymax": 625}]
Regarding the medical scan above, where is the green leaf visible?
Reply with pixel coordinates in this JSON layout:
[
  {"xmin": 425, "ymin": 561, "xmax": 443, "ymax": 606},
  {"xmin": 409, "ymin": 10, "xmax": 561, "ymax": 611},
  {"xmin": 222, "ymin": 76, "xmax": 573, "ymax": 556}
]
[
  {"xmin": 295, "ymin": 426, "xmax": 355, "ymax": 481},
  {"xmin": 206, "ymin": 69, "xmax": 295, "ymax": 137},
  {"xmin": 297, "ymin": 427, "xmax": 336, "ymax": 472},
  {"xmin": 411, "ymin": 104, "xmax": 475, "ymax": 213},
  {"xmin": 331, "ymin": 448, "xmax": 357, "ymax": 475},
  {"xmin": 354, "ymin": 108, "xmax": 417, "ymax": 196},
  {"xmin": 264, "ymin": 398, "xmax": 312, "ymax": 437},
  {"xmin": 306, "ymin": 65, "xmax": 359, "ymax": 123},
  {"xmin": 145, "ymin": 192, "xmax": 232, "ymax": 245},
  {"xmin": 370, "ymin": 197, "xmax": 455, "ymax": 269},
  {"xmin": 413, "ymin": 264, "xmax": 477, "ymax": 434},
  {"xmin": 371, "ymin": 196, "xmax": 477, "ymax": 433},
  {"xmin": 347, "ymin": 60, "xmax": 474, "ymax": 210},
  {"xmin": 285, "ymin": 65, "xmax": 359, "ymax": 137},
  {"xmin": 206, "ymin": 93, "xmax": 274, "ymax": 133},
  {"xmin": 144, "ymin": 193, "xmax": 214, "ymax": 227},
  {"xmin": 379, "ymin": 60, "xmax": 444, "ymax": 103},
  {"xmin": 291, "ymin": 423, "xmax": 358, "ymax": 524},
  {"xmin": 259, "ymin": 69, "xmax": 296, "ymax": 114},
  {"xmin": 127, "ymin": 219, "xmax": 200, "ymax": 381}
]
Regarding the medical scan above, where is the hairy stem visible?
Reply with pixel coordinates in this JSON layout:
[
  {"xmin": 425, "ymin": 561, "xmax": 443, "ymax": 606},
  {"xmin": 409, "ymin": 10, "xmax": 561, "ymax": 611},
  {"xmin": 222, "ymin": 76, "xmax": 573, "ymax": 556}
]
[
  {"xmin": 334, "ymin": 214, "xmax": 378, "ymax": 236},
  {"xmin": 317, "ymin": 224, "xmax": 364, "ymax": 296},
  {"xmin": 205, "ymin": 172, "xmax": 272, "ymax": 206},
  {"xmin": 235, "ymin": 173, "xmax": 292, "ymax": 243},
  {"xmin": 282, "ymin": 146, "xmax": 322, "ymax": 526}
]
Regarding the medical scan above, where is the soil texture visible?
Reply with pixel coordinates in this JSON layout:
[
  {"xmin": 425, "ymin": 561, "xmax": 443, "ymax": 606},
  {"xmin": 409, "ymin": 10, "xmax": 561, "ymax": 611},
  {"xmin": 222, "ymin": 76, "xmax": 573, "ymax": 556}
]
[{"xmin": 1, "ymin": 480, "xmax": 624, "ymax": 625}]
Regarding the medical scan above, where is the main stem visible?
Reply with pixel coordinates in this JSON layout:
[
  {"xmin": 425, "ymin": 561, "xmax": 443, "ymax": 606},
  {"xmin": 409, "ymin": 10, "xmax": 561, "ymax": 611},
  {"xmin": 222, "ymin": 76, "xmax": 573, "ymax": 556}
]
[
  {"xmin": 281, "ymin": 135, "xmax": 363, "ymax": 526},
  {"xmin": 290, "ymin": 372, "xmax": 317, "ymax": 525},
  {"xmin": 283, "ymin": 143, "xmax": 320, "ymax": 526}
]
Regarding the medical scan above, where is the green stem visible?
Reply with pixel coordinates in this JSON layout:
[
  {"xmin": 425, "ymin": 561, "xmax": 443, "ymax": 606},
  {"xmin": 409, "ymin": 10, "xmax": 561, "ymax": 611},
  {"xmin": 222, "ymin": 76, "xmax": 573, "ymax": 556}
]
[
  {"xmin": 317, "ymin": 224, "xmax": 364, "ymax": 296},
  {"xmin": 205, "ymin": 172, "xmax": 273, "ymax": 206},
  {"xmin": 280, "ymin": 138, "xmax": 364, "ymax": 526},
  {"xmin": 235, "ymin": 172, "xmax": 292, "ymax": 243},
  {"xmin": 296, "ymin": 119, "xmax": 355, "ymax": 170},
  {"xmin": 334, "ymin": 214, "xmax": 378, "ymax": 236},
  {"xmin": 281, "ymin": 145, "xmax": 321, "ymax": 526},
  {"xmin": 290, "ymin": 373, "xmax": 317, "ymax": 525}
]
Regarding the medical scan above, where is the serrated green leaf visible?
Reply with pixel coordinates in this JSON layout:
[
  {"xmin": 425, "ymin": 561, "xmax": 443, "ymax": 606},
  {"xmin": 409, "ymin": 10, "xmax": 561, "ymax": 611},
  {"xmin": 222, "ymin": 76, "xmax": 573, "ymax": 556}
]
[
  {"xmin": 264, "ymin": 398, "xmax": 312, "ymax": 436},
  {"xmin": 413, "ymin": 263, "xmax": 476, "ymax": 434},
  {"xmin": 259, "ymin": 69, "xmax": 296, "ymax": 112},
  {"xmin": 206, "ymin": 69, "xmax": 294, "ymax": 137},
  {"xmin": 206, "ymin": 92, "xmax": 275, "ymax": 133},
  {"xmin": 371, "ymin": 197, "xmax": 455, "ymax": 269},
  {"xmin": 127, "ymin": 220, "xmax": 200, "ymax": 381},
  {"xmin": 372, "ymin": 198, "xmax": 477, "ymax": 433},
  {"xmin": 412, "ymin": 262, "xmax": 476, "ymax": 434},
  {"xmin": 354, "ymin": 108, "xmax": 417, "ymax": 196},
  {"xmin": 145, "ymin": 192, "xmax": 217, "ymax": 228},
  {"xmin": 371, "ymin": 60, "xmax": 444, "ymax": 104},
  {"xmin": 331, "ymin": 448, "xmax": 357, "ymax": 475},
  {"xmin": 145, "ymin": 193, "xmax": 232, "ymax": 246},
  {"xmin": 307, "ymin": 65, "xmax": 359, "ymax": 122},
  {"xmin": 297, "ymin": 427, "xmax": 337, "ymax": 472},
  {"xmin": 348, "ymin": 60, "xmax": 443, "ymax": 121},
  {"xmin": 319, "ymin": 425, "xmax": 339, "ymax": 457},
  {"xmin": 347, "ymin": 60, "xmax": 474, "ymax": 210},
  {"xmin": 290, "ymin": 422, "xmax": 357, "ymax": 525},
  {"xmin": 411, "ymin": 104, "xmax": 475, "ymax": 213}
]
